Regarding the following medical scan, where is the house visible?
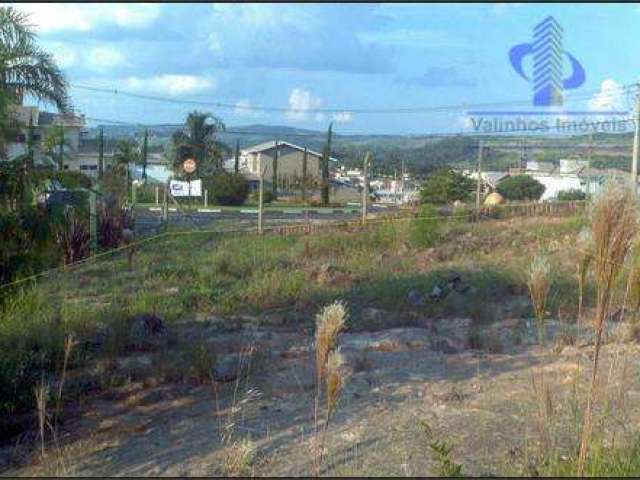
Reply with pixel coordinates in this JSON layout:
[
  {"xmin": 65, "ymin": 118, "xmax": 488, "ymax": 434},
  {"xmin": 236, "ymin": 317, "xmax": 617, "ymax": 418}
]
[
  {"xmin": 226, "ymin": 140, "xmax": 338, "ymax": 185},
  {"xmin": 3, "ymin": 105, "xmax": 87, "ymax": 169}
]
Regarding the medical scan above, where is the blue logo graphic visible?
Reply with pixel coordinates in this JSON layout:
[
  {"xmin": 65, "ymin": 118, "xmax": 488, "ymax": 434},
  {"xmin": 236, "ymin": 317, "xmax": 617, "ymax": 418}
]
[{"xmin": 509, "ymin": 16, "xmax": 585, "ymax": 107}]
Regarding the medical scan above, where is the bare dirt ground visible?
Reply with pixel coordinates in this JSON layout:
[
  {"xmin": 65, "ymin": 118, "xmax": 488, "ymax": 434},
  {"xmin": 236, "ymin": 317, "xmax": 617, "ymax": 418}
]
[{"xmin": 4, "ymin": 309, "xmax": 640, "ymax": 477}]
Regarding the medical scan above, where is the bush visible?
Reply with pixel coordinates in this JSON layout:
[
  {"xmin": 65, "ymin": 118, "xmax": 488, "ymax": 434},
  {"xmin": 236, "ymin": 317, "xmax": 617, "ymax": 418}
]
[
  {"xmin": 0, "ymin": 206, "xmax": 61, "ymax": 294},
  {"xmin": 54, "ymin": 171, "xmax": 93, "ymax": 190},
  {"xmin": 250, "ymin": 190, "xmax": 274, "ymax": 204},
  {"xmin": 557, "ymin": 188, "xmax": 586, "ymax": 201},
  {"xmin": 496, "ymin": 175, "xmax": 545, "ymax": 201},
  {"xmin": 420, "ymin": 168, "xmax": 475, "ymax": 205},
  {"xmin": 409, "ymin": 204, "xmax": 442, "ymax": 248},
  {"xmin": 204, "ymin": 172, "xmax": 249, "ymax": 206}
]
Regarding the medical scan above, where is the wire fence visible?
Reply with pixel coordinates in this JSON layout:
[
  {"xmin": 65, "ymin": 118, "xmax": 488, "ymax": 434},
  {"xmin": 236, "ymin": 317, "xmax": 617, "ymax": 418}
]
[{"xmin": 0, "ymin": 199, "xmax": 586, "ymax": 297}]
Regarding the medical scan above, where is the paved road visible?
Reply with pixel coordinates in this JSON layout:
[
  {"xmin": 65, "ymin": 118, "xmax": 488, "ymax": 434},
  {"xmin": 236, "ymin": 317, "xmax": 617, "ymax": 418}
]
[{"xmin": 133, "ymin": 204, "xmax": 397, "ymax": 236}]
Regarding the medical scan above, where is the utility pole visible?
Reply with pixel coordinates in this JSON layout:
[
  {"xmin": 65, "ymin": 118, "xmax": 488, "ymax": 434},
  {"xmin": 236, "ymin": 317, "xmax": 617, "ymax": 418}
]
[
  {"xmin": 362, "ymin": 152, "xmax": 371, "ymax": 225},
  {"xmin": 475, "ymin": 140, "xmax": 484, "ymax": 216},
  {"xmin": 141, "ymin": 128, "xmax": 148, "ymax": 182},
  {"xmin": 98, "ymin": 127, "xmax": 104, "ymax": 181},
  {"xmin": 401, "ymin": 158, "xmax": 405, "ymax": 205},
  {"xmin": 393, "ymin": 167, "xmax": 398, "ymax": 204},
  {"xmin": 234, "ymin": 139, "xmax": 240, "ymax": 174},
  {"xmin": 258, "ymin": 153, "xmax": 265, "ymax": 235},
  {"xmin": 587, "ymin": 132, "xmax": 593, "ymax": 198},
  {"xmin": 321, "ymin": 123, "xmax": 333, "ymax": 206},
  {"xmin": 272, "ymin": 140, "xmax": 279, "ymax": 199},
  {"xmin": 631, "ymin": 85, "xmax": 640, "ymax": 190}
]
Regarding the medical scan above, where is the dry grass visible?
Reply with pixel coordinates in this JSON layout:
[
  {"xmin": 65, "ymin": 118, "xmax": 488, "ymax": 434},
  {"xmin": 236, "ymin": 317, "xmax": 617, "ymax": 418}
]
[
  {"xmin": 528, "ymin": 253, "xmax": 552, "ymax": 347},
  {"xmin": 313, "ymin": 301, "xmax": 348, "ymax": 475},
  {"xmin": 578, "ymin": 181, "xmax": 638, "ymax": 474}
]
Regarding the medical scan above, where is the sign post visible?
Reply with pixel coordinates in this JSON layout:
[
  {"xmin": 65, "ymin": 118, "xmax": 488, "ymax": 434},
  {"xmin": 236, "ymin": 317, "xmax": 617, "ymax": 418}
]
[{"xmin": 183, "ymin": 158, "xmax": 197, "ymax": 212}]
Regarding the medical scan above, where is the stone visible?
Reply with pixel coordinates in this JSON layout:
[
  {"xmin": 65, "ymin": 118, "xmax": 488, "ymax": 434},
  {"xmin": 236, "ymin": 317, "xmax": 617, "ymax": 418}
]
[
  {"xmin": 430, "ymin": 285, "xmax": 445, "ymax": 301},
  {"xmin": 341, "ymin": 328, "xmax": 431, "ymax": 353},
  {"xmin": 211, "ymin": 352, "xmax": 251, "ymax": 383},
  {"xmin": 431, "ymin": 337, "xmax": 464, "ymax": 354},
  {"xmin": 129, "ymin": 313, "xmax": 167, "ymax": 350},
  {"xmin": 407, "ymin": 289, "xmax": 426, "ymax": 308}
]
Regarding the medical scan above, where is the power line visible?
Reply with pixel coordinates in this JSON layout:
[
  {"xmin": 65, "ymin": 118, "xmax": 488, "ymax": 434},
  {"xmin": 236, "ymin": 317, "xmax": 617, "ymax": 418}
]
[
  {"xmin": 71, "ymin": 82, "xmax": 636, "ymax": 115},
  {"xmin": 82, "ymin": 114, "xmax": 637, "ymax": 139}
]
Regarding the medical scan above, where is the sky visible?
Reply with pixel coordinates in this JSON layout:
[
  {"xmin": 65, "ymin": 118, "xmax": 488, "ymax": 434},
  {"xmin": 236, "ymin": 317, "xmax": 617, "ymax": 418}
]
[{"xmin": 12, "ymin": 3, "xmax": 640, "ymax": 135}]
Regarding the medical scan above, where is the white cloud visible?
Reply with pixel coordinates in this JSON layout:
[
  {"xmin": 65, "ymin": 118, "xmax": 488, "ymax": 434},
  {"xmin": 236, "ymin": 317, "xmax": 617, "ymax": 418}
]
[
  {"xmin": 285, "ymin": 88, "xmax": 323, "ymax": 121},
  {"xmin": 47, "ymin": 42, "xmax": 78, "ymax": 69},
  {"xmin": 123, "ymin": 75, "xmax": 215, "ymax": 96},
  {"xmin": 588, "ymin": 79, "xmax": 625, "ymax": 111},
  {"xmin": 12, "ymin": 3, "xmax": 161, "ymax": 32},
  {"xmin": 86, "ymin": 45, "xmax": 127, "ymax": 71},
  {"xmin": 234, "ymin": 99, "xmax": 262, "ymax": 118},
  {"xmin": 332, "ymin": 111, "xmax": 353, "ymax": 124}
]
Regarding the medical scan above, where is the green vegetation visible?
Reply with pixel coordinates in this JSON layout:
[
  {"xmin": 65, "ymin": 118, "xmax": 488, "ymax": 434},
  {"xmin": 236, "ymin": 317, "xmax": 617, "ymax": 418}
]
[
  {"xmin": 170, "ymin": 111, "xmax": 228, "ymax": 177},
  {"xmin": 0, "ymin": 209, "xmax": 585, "ymax": 419},
  {"xmin": 419, "ymin": 168, "xmax": 475, "ymax": 204},
  {"xmin": 204, "ymin": 172, "xmax": 249, "ymax": 206},
  {"xmin": 497, "ymin": 174, "xmax": 545, "ymax": 201},
  {"xmin": 557, "ymin": 188, "xmax": 586, "ymax": 201}
]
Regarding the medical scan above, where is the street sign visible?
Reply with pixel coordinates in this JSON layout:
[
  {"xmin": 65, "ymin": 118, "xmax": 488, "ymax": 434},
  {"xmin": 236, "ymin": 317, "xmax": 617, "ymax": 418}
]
[
  {"xmin": 170, "ymin": 179, "xmax": 202, "ymax": 196},
  {"xmin": 183, "ymin": 158, "xmax": 196, "ymax": 174}
]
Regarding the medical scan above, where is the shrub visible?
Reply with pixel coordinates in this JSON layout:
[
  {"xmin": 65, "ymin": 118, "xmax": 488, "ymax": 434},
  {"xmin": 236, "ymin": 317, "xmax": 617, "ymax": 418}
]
[
  {"xmin": 496, "ymin": 175, "xmax": 545, "ymax": 201},
  {"xmin": 54, "ymin": 171, "xmax": 93, "ymax": 190},
  {"xmin": 409, "ymin": 204, "xmax": 442, "ymax": 248},
  {"xmin": 557, "ymin": 188, "xmax": 586, "ymax": 201},
  {"xmin": 251, "ymin": 190, "xmax": 274, "ymax": 204},
  {"xmin": 204, "ymin": 172, "xmax": 249, "ymax": 206},
  {"xmin": 419, "ymin": 168, "xmax": 475, "ymax": 205}
]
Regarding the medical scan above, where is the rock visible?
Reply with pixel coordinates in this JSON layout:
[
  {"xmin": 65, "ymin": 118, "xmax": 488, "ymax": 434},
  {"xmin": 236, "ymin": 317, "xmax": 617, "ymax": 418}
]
[
  {"xmin": 211, "ymin": 352, "xmax": 251, "ymax": 383},
  {"xmin": 431, "ymin": 337, "xmax": 465, "ymax": 354},
  {"xmin": 129, "ymin": 313, "xmax": 167, "ymax": 350},
  {"xmin": 341, "ymin": 328, "xmax": 431, "ymax": 353},
  {"xmin": 407, "ymin": 289, "xmax": 426, "ymax": 308},
  {"xmin": 430, "ymin": 285, "xmax": 445, "ymax": 301}
]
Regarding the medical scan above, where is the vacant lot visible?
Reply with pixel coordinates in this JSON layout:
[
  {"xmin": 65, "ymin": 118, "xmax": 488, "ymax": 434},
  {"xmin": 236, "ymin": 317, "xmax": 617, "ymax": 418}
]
[{"xmin": 4, "ymin": 209, "xmax": 639, "ymax": 476}]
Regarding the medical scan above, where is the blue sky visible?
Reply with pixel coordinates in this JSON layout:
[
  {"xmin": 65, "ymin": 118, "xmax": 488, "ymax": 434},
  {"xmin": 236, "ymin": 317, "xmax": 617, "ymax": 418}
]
[{"xmin": 13, "ymin": 3, "xmax": 640, "ymax": 134}]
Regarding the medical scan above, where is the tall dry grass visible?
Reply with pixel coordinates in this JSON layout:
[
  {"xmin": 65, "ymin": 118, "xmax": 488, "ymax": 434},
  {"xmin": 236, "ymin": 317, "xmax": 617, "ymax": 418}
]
[
  {"xmin": 313, "ymin": 301, "xmax": 347, "ymax": 475},
  {"xmin": 527, "ymin": 252, "xmax": 553, "ymax": 451},
  {"xmin": 576, "ymin": 227, "xmax": 594, "ymax": 326},
  {"xmin": 577, "ymin": 181, "xmax": 638, "ymax": 474}
]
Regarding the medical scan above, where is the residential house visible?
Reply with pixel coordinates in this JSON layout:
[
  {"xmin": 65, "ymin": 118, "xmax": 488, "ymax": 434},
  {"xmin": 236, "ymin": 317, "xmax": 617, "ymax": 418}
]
[
  {"xmin": 227, "ymin": 140, "xmax": 338, "ymax": 186},
  {"xmin": 3, "ymin": 105, "xmax": 86, "ymax": 169}
]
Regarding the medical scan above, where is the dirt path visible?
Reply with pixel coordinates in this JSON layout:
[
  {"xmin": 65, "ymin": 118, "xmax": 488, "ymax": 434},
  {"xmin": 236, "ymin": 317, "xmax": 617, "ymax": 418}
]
[{"xmin": 5, "ymin": 317, "xmax": 640, "ymax": 477}]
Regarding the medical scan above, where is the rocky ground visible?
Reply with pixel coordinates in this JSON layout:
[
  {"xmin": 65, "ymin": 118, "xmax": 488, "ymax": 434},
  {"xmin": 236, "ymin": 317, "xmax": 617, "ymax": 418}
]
[{"xmin": 3, "ymin": 303, "xmax": 639, "ymax": 477}]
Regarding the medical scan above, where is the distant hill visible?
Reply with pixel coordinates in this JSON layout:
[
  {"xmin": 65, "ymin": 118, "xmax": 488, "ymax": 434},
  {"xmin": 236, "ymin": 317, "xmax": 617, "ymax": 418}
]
[{"xmin": 85, "ymin": 124, "xmax": 634, "ymax": 177}]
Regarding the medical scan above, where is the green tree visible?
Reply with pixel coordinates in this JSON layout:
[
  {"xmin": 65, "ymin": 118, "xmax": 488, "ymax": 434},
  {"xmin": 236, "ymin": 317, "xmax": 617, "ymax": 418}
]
[
  {"xmin": 0, "ymin": 7, "xmax": 69, "ymax": 112},
  {"xmin": 141, "ymin": 128, "xmax": 148, "ymax": 181},
  {"xmin": 321, "ymin": 123, "xmax": 333, "ymax": 205},
  {"xmin": 43, "ymin": 125, "xmax": 71, "ymax": 170},
  {"xmin": 112, "ymin": 139, "xmax": 139, "ymax": 178},
  {"xmin": 497, "ymin": 175, "xmax": 545, "ymax": 201},
  {"xmin": 419, "ymin": 168, "xmax": 475, "ymax": 204},
  {"xmin": 203, "ymin": 172, "xmax": 249, "ymax": 206},
  {"xmin": 171, "ymin": 111, "xmax": 226, "ymax": 176},
  {"xmin": 557, "ymin": 188, "xmax": 586, "ymax": 201}
]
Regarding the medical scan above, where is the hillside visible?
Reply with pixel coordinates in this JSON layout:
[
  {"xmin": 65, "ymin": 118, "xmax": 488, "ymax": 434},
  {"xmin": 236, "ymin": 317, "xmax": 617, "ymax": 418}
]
[{"xmin": 86, "ymin": 124, "xmax": 634, "ymax": 176}]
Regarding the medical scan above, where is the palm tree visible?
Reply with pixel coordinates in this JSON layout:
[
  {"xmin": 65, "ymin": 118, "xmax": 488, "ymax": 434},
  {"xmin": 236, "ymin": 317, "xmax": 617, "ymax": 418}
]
[
  {"xmin": 0, "ymin": 7, "xmax": 69, "ymax": 112},
  {"xmin": 171, "ymin": 111, "xmax": 225, "ymax": 176},
  {"xmin": 112, "ymin": 139, "xmax": 139, "ymax": 178},
  {"xmin": 44, "ymin": 125, "xmax": 71, "ymax": 170}
]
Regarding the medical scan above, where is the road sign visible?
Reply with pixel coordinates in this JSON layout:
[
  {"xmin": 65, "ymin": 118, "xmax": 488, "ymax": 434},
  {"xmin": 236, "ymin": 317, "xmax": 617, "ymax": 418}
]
[{"xmin": 183, "ymin": 158, "xmax": 196, "ymax": 174}]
